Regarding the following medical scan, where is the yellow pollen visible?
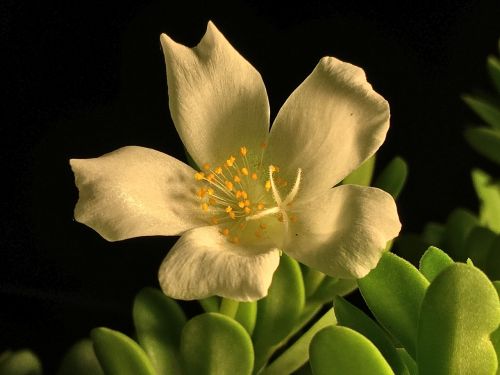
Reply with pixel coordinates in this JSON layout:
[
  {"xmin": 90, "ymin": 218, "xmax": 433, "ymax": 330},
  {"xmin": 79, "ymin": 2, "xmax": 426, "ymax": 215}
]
[
  {"xmin": 225, "ymin": 156, "xmax": 236, "ymax": 167},
  {"xmin": 257, "ymin": 202, "xmax": 265, "ymax": 210},
  {"xmin": 196, "ymin": 188, "xmax": 207, "ymax": 198},
  {"xmin": 233, "ymin": 175, "xmax": 241, "ymax": 183},
  {"xmin": 215, "ymin": 167, "xmax": 223, "ymax": 174},
  {"xmin": 244, "ymin": 200, "xmax": 251, "ymax": 207},
  {"xmin": 207, "ymin": 188, "xmax": 214, "ymax": 195},
  {"xmin": 201, "ymin": 203, "xmax": 209, "ymax": 211},
  {"xmin": 236, "ymin": 190, "xmax": 243, "ymax": 199},
  {"xmin": 229, "ymin": 211, "xmax": 236, "ymax": 220},
  {"xmin": 207, "ymin": 173, "xmax": 215, "ymax": 182},
  {"xmin": 225, "ymin": 181, "xmax": 234, "ymax": 191},
  {"xmin": 240, "ymin": 146, "xmax": 247, "ymax": 156},
  {"xmin": 241, "ymin": 167, "xmax": 249, "ymax": 176},
  {"xmin": 259, "ymin": 223, "xmax": 267, "ymax": 229},
  {"xmin": 194, "ymin": 172, "xmax": 205, "ymax": 181},
  {"xmin": 225, "ymin": 206, "xmax": 233, "ymax": 213},
  {"xmin": 251, "ymin": 172, "xmax": 258, "ymax": 180},
  {"xmin": 244, "ymin": 207, "xmax": 251, "ymax": 214},
  {"xmin": 242, "ymin": 191, "xmax": 248, "ymax": 199},
  {"xmin": 238, "ymin": 201, "xmax": 245, "ymax": 208},
  {"xmin": 202, "ymin": 163, "xmax": 211, "ymax": 170},
  {"xmin": 221, "ymin": 228, "xmax": 229, "ymax": 236},
  {"xmin": 270, "ymin": 165, "xmax": 277, "ymax": 173},
  {"xmin": 265, "ymin": 180, "xmax": 271, "ymax": 192}
]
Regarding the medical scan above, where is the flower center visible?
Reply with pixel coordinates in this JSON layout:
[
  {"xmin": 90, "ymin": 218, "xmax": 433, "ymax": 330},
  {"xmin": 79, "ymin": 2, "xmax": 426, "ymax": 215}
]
[{"xmin": 193, "ymin": 145, "xmax": 301, "ymax": 247}]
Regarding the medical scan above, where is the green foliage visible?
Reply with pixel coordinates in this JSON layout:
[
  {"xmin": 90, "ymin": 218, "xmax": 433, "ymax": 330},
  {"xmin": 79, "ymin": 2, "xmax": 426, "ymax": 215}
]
[
  {"xmin": 465, "ymin": 127, "xmax": 500, "ymax": 165},
  {"xmin": 56, "ymin": 339, "xmax": 103, "ymax": 375},
  {"xmin": 180, "ymin": 313, "xmax": 254, "ymax": 375},
  {"xmin": 234, "ymin": 301, "xmax": 258, "ymax": 336},
  {"xmin": 419, "ymin": 246, "xmax": 454, "ymax": 282},
  {"xmin": 309, "ymin": 326, "xmax": 394, "ymax": 375},
  {"xmin": 133, "ymin": 287, "xmax": 187, "ymax": 375},
  {"xmin": 374, "ymin": 156, "xmax": 409, "ymax": 199},
  {"xmin": 342, "ymin": 155, "xmax": 376, "ymax": 186},
  {"xmin": 472, "ymin": 169, "xmax": 500, "ymax": 233},
  {"xmin": 0, "ymin": 350, "xmax": 42, "ymax": 375}
]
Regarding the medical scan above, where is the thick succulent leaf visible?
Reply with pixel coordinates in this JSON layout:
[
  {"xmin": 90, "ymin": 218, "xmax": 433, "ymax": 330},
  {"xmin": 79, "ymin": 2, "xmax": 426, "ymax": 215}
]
[
  {"xmin": 133, "ymin": 288, "xmax": 187, "ymax": 375},
  {"xmin": 342, "ymin": 155, "xmax": 376, "ymax": 186},
  {"xmin": 235, "ymin": 301, "xmax": 257, "ymax": 335},
  {"xmin": 463, "ymin": 95, "xmax": 500, "ymax": 130},
  {"xmin": 262, "ymin": 308, "xmax": 336, "ymax": 375},
  {"xmin": 421, "ymin": 222, "xmax": 445, "ymax": 246},
  {"xmin": 442, "ymin": 208, "xmax": 478, "ymax": 260},
  {"xmin": 374, "ymin": 156, "xmax": 408, "ymax": 199},
  {"xmin": 91, "ymin": 327, "xmax": 156, "ymax": 375},
  {"xmin": 199, "ymin": 296, "xmax": 220, "ymax": 313},
  {"xmin": 358, "ymin": 252, "xmax": 429, "ymax": 358},
  {"xmin": 0, "ymin": 350, "xmax": 42, "ymax": 375},
  {"xmin": 396, "ymin": 349, "xmax": 418, "ymax": 375},
  {"xmin": 487, "ymin": 55, "xmax": 500, "ymax": 93},
  {"xmin": 472, "ymin": 169, "xmax": 500, "ymax": 233},
  {"xmin": 418, "ymin": 246, "xmax": 454, "ymax": 282},
  {"xmin": 180, "ymin": 313, "xmax": 253, "ymax": 375},
  {"xmin": 252, "ymin": 255, "xmax": 305, "ymax": 372},
  {"xmin": 464, "ymin": 226, "xmax": 497, "ymax": 276},
  {"xmin": 492, "ymin": 327, "xmax": 500, "ymax": 375},
  {"xmin": 310, "ymin": 326, "xmax": 395, "ymax": 375},
  {"xmin": 335, "ymin": 296, "xmax": 409, "ymax": 375},
  {"xmin": 308, "ymin": 277, "xmax": 358, "ymax": 304},
  {"xmin": 56, "ymin": 339, "xmax": 103, "ymax": 375},
  {"xmin": 417, "ymin": 264, "xmax": 500, "ymax": 375},
  {"xmin": 464, "ymin": 127, "xmax": 500, "ymax": 165}
]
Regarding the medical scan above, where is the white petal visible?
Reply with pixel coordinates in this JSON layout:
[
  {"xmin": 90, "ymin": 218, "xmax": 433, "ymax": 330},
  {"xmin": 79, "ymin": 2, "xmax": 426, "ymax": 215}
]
[
  {"xmin": 161, "ymin": 22, "xmax": 270, "ymax": 167},
  {"xmin": 285, "ymin": 185, "xmax": 401, "ymax": 279},
  {"xmin": 70, "ymin": 146, "xmax": 207, "ymax": 241},
  {"xmin": 158, "ymin": 226, "xmax": 281, "ymax": 301},
  {"xmin": 266, "ymin": 57, "xmax": 390, "ymax": 201}
]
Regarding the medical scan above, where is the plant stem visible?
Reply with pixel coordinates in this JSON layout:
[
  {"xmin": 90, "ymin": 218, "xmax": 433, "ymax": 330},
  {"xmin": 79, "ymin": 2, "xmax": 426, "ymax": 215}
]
[{"xmin": 219, "ymin": 298, "xmax": 239, "ymax": 318}]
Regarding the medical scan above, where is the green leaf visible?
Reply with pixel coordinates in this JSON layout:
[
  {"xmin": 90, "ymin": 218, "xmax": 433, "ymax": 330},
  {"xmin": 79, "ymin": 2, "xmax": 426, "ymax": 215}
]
[
  {"xmin": 91, "ymin": 327, "xmax": 156, "ymax": 375},
  {"xmin": 472, "ymin": 169, "xmax": 500, "ymax": 233},
  {"xmin": 199, "ymin": 296, "xmax": 220, "ymax": 313},
  {"xmin": 0, "ymin": 350, "xmax": 42, "ymax": 375},
  {"xmin": 302, "ymin": 267, "xmax": 326, "ymax": 298},
  {"xmin": 342, "ymin": 155, "xmax": 376, "ymax": 186},
  {"xmin": 463, "ymin": 95, "xmax": 500, "ymax": 130},
  {"xmin": 310, "ymin": 326, "xmax": 395, "ymax": 375},
  {"xmin": 464, "ymin": 127, "xmax": 500, "ymax": 165},
  {"xmin": 442, "ymin": 208, "xmax": 478, "ymax": 260},
  {"xmin": 133, "ymin": 287, "xmax": 186, "ymax": 375},
  {"xmin": 262, "ymin": 308, "xmax": 336, "ymax": 375},
  {"xmin": 358, "ymin": 252, "xmax": 430, "ymax": 358},
  {"xmin": 396, "ymin": 349, "xmax": 418, "ymax": 375},
  {"xmin": 421, "ymin": 222, "xmax": 445, "ymax": 246},
  {"xmin": 491, "ymin": 327, "xmax": 500, "ymax": 375},
  {"xmin": 464, "ymin": 226, "xmax": 496, "ymax": 273},
  {"xmin": 487, "ymin": 55, "xmax": 500, "ymax": 94},
  {"xmin": 252, "ymin": 255, "xmax": 305, "ymax": 371},
  {"xmin": 180, "ymin": 312, "xmax": 253, "ymax": 375},
  {"xmin": 418, "ymin": 246, "xmax": 454, "ymax": 282},
  {"xmin": 56, "ymin": 339, "xmax": 103, "ymax": 375},
  {"xmin": 235, "ymin": 301, "xmax": 257, "ymax": 336},
  {"xmin": 374, "ymin": 156, "xmax": 408, "ymax": 199},
  {"xmin": 335, "ymin": 296, "xmax": 409, "ymax": 375},
  {"xmin": 308, "ymin": 277, "xmax": 358, "ymax": 304},
  {"xmin": 493, "ymin": 280, "xmax": 500, "ymax": 295},
  {"xmin": 417, "ymin": 264, "xmax": 500, "ymax": 375}
]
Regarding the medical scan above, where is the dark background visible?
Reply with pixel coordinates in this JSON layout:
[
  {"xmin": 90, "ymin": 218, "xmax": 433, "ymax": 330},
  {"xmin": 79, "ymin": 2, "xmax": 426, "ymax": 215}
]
[{"xmin": 2, "ymin": 0, "xmax": 500, "ymax": 372}]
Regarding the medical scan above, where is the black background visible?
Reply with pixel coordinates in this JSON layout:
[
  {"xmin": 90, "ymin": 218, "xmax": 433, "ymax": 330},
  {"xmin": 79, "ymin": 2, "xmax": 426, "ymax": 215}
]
[{"xmin": 2, "ymin": 0, "xmax": 500, "ymax": 372}]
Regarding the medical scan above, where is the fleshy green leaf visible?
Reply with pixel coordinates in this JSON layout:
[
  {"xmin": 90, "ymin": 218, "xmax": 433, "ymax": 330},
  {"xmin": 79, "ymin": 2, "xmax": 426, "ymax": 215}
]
[
  {"xmin": 335, "ymin": 296, "xmax": 409, "ymax": 375},
  {"xmin": 342, "ymin": 155, "xmax": 376, "ymax": 186},
  {"xmin": 56, "ymin": 339, "xmax": 103, "ymax": 375},
  {"xmin": 472, "ymin": 169, "xmax": 500, "ymax": 233},
  {"xmin": 262, "ymin": 308, "xmax": 336, "ymax": 375},
  {"xmin": 442, "ymin": 208, "xmax": 478, "ymax": 260},
  {"xmin": 464, "ymin": 127, "xmax": 500, "ymax": 165},
  {"xmin": 493, "ymin": 280, "xmax": 500, "ymax": 295},
  {"xmin": 421, "ymin": 222, "xmax": 445, "ymax": 246},
  {"xmin": 91, "ymin": 327, "xmax": 156, "ymax": 375},
  {"xmin": 358, "ymin": 252, "xmax": 430, "ymax": 358},
  {"xmin": 252, "ymin": 255, "xmax": 305, "ymax": 372},
  {"xmin": 310, "ymin": 326, "xmax": 395, "ymax": 375},
  {"xmin": 0, "ymin": 350, "xmax": 42, "ymax": 375},
  {"xmin": 374, "ymin": 156, "xmax": 408, "ymax": 199},
  {"xmin": 487, "ymin": 55, "xmax": 500, "ymax": 93},
  {"xmin": 417, "ymin": 264, "xmax": 500, "ymax": 375},
  {"xmin": 199, "ymin": 296, "xmax": 220, "ymax": 313},
  {"xmin": 180, "ymin": 313, "xmax": 253, "ymax": 375},
  {"xmin": 463, "ymin": 95, "xmax": 500, "ymax": 130},
  {"xmin": 418, "ymin": 246, "xmax": 454, "ymax": 282},
  {"xmin": 396, "ymin": 348, "xmax": 418, "ymax": 375},
  {"xmin": 133, "ymin": 287, "xmax": 186, "ymax": 375},
  {"xmin": 235, "ymin": 301, "xmax": 257, "ymax": 336},
  {"xmin": 464, "ymin": 226, "xmax": 497, "ymax": 273},
  {"xmin": 308, "ymin": 277, "xmax": 358, "ymax": 304}
]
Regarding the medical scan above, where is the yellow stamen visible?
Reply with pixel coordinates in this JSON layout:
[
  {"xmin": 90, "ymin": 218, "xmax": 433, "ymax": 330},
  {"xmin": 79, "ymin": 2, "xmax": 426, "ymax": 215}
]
[
  {"xmin": 257, "ymin": 203, "xmax": 265, "ymax": 210},
  {"xmin": 225, "ymin": 181, "xmax": 234, "ymax": 191},
  {"xmin": 265, "ymin": 180, "xmax": 271, "ymax": 192},
  {"xmin": 241, "ymin": 167, "xmax": 249, "ymax": 176},
  {"xmin": 215, "ymin": 166, "xmax": 223, "ymax": 174},
  {"xmin": 225, "ymin": 206, "xmax": 233, "ymax": 213},
  {"xmin": 234, "ymin": 175, "xmax": 241, "ymax": 183},
  {"xmin": 201, "ymin": 203, "xmax": 209, "ymax": 211},
  {"xmin": 251, "ymin": 172, "xmax": 258, "ymax": 180},
  {"xmin": 221, "ymin": 228, "xmax": 229, "ymax": 236},
  {"xmin": 238, "ymin": 201, "xmax": 245, "ymax": 208},
  {"xmin": 229, "ymin": 211, "xmax": 236, "ymax": 220},
  {"xmin": 240, "ymin": 146, "xmax": 247, "ymax": 156},
  {"xmin": 244, "ymin": 200, "xmax": 251, "ymax": 207},
  {"xmin": 236, "ymin": 190, "xmax": 243, "ymax": 199},
  {"xmin": 244, "ymin": 207, "xmax": 251, "ymax": 214},
  {"xmin": 242, "ymin": 191, "xmax": 248, "ymax": 199},
  {"xmin": 194, "ymin": 172, "xmax": 205, "ymax": 181},
  {"xmin": 225, "ymin": 156, "xmax": 236, "ymax": 167},
  {"xmin": 196, "ymin": 188, "xmax": 207, "ymax": 198},
  {"xmin": 207, "ymin": 188, "xmax": 214, "ymax": 195},
  {"xmin": 202, "ymin": 163, "xmax": 211, "ymax": 170},
  {"xmin": 207, "ymin": 173, "xmax": 215, "ymax": 182}
]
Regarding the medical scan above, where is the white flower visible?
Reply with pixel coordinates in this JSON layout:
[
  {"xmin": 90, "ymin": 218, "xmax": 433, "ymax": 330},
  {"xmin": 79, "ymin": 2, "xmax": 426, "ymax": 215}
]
[{"xmin": 70, "ymin": 22, "xmax": 401, "ymax": 301}]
